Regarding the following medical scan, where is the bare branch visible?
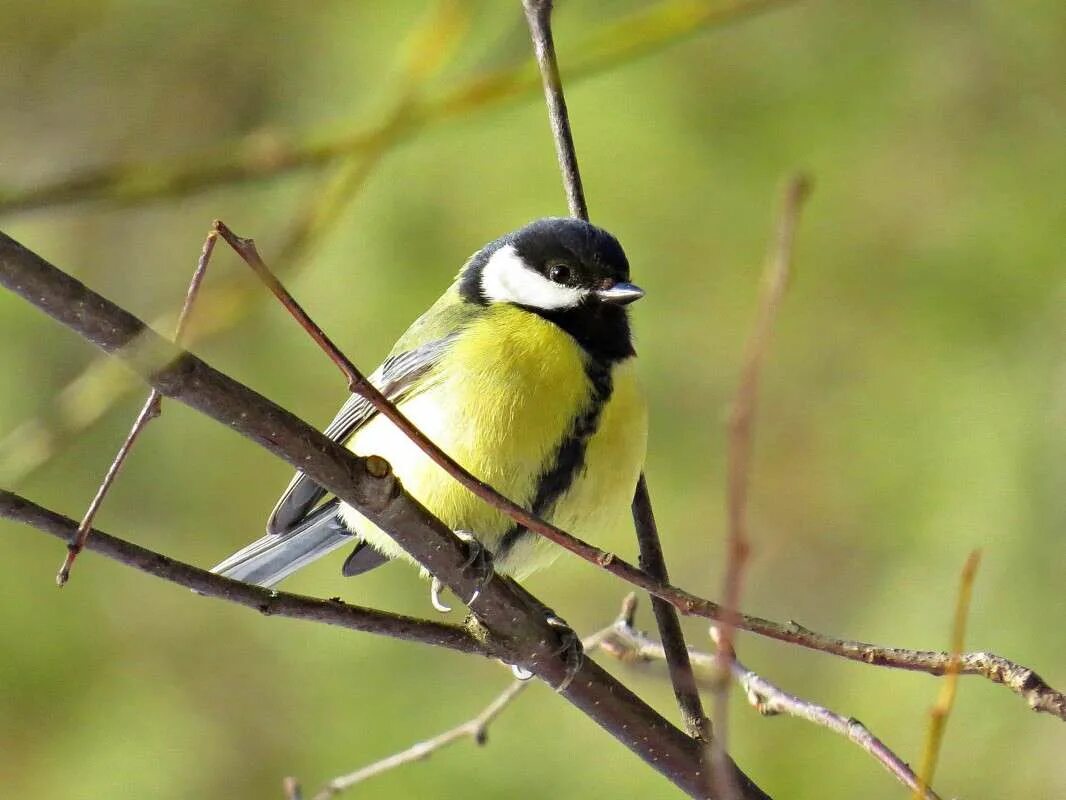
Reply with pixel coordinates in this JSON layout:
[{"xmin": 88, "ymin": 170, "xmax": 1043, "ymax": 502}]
[
  {"xmin": 604, "ymin": 602, "xmax": 943, "ymax": 800},
  {"xmin": 523, "ymin": 0, "xmax": 588, "ymax": 219},
  {"xmin": 634, "ymin": 476, "xmax": 712, "ymax": 740},
  {"xmin": 712, "ymin": 174, "xmax": 812, "ymax": 796},
  {"xmin": 0, "ymin": 231, "xmax": 769, "ymax": 799},
  {"xmin": 312, "ymin": 681, "xmax": 528, "ymax": 800},
  {"xmin": 0, "ymin": 490, "xmax": 488, "ymax": 655},
  {"xmin": 310, "ymin": 621, "xmax": 620, "ymax": 800},
  {"xmin": 915, "ymin": 550, "xmax": 982, "ymax": 797},
  {"xmin": 56, "ymin": 228, "xmax": 217, "ymax": 585}
]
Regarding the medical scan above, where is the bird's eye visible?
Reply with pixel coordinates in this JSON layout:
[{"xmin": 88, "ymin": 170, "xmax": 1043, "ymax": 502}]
[{"xmin": 548, "ymin": 264, "xmax": 571, "ymax": 284}]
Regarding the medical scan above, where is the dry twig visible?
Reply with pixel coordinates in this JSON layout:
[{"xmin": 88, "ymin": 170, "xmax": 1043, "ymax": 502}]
[
  {"xmin": 309, "ymin": 620, "xmax": 621, "ymax": 800},
  {"xmin": 603, "ymin": 598, "xmax": 942, "ymax": 800},
  {"xmin": 56, "ymin": 229, "xmax": 217, "ymax": 585},
  {"xmin": 712, "ymin": 174, "xmax": 811, "ymax": 796},
  {"xmin": 914, "ymin": 550, "xmax": 982, "ymax": 798}
]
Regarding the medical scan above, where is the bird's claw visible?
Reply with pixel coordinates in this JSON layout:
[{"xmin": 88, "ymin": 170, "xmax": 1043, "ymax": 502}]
[
  {"xmin": 455, "ymin": 530, "xmax": 494, "ymax": 606},
  {"xmin": 546, "ymin": 613, "xmax": 584, "ymax": 692},
  {"xmin": 505, "ymin": 615, "xmax": 583, "ymax": 688},
  {"xmin": 427, "ymin": 531, "xmax": 494, "ymax": 613},
  {"xmin": 430, "ymin": 577, "xmax": 451, "ymax": 613}
]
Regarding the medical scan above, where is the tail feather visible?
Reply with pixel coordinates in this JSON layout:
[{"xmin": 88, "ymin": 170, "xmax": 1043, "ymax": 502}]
[{"xmin": 211, "ymin": 501, "xmax": 353, "ymax": 588}]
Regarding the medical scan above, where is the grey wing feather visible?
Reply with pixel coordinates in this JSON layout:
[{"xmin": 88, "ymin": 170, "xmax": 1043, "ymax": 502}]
[
  {"xmin": 266, "ymin": 335, "xmax": 455, "ymax": 535},
  {"xmin": 212, "ymin": 500, "xmax": 351, "ymax": 588}
]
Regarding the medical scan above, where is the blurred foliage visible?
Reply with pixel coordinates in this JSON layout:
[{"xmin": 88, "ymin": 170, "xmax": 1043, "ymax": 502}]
[{"xmin": 1, "ymin": 1, "xmax": 1064, "ymax": 798}]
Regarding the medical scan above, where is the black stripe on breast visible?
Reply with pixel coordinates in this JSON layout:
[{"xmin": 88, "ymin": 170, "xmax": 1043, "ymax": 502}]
[{"xmin": 494, "ymin": 360, "xmax": 614, "ymax": 564}]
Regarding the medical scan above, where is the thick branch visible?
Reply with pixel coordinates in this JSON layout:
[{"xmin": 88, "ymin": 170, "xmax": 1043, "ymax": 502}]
[
  {"xmin": 0, "ymin": 490, "xmax": 485, "ymax": 654},
  {"xmin": 0, "ymin": 230, "xmax": 768, "ymax": 799}
]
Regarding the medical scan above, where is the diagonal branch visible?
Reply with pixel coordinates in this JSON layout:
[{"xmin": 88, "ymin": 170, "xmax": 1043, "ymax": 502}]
[
  {"xmin": 0, "ymin": 229, "xmax": 768, "ymax": 799},
  {"xmin": 523, "ymin": 0, "xmax": 588, "ymax": 220},
  {"xmin": 602, "ymin": 599, "xmax": 942, "ymax": 800},
  {"xmin": 56, "ymin": 228, "xmax": 217, "ymax": 585},
  {"xmin": 0, "ymin": 490, "xmax": 488, "ymax": 655},
  {"xmin": 309, "ymin": 621, "xmax": 623, "ymax": 800}
]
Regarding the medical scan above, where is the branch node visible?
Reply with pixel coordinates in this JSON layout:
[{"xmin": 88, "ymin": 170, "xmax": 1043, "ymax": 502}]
[{"xmin": 364, "ymin": 454, "xmax": 392, "ymax": 479}]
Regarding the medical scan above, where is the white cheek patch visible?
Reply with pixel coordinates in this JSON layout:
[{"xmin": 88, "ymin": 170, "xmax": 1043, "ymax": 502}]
[{"xmin": 480, "ymin": 244, "xmax": 587, "ymax": 310}]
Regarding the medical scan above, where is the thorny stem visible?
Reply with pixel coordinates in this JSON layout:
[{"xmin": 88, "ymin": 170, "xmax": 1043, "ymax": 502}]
[
  {"xmin": 712, "ymin": 174, "xmax": 811, "ymax": 797},
  {"xmin": 55, "ymin": 228, "xmax": 217, "ymax": 585}
]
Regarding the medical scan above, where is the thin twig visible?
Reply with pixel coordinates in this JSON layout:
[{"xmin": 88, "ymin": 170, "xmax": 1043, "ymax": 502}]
[
  {"xmin": 634, "ymin": 477, "xmax": 711, "ymax": 740},
  {"xmin": 56, "ymin": 229, "xmax": 217, "ymax": 585},
  {"xmin": 522, "ymin": 0, "xmax": 710, "ymax": 743},
  {"xmin": 310, "ymin": 621, "xmax": 621, "ymax": 800},
  {"xmin": 2, "ymin": 233, "xmax": 1063, "ymax": 726},
  {"xmin": 603, "ymin": 600, "xmax": 942, "ymax": 800},
  {"xmin": 0, "ymin": 0, "xmax": 793, "ymax": 216},
  {"xmin": 1, "ymin": 490, "xmax": 490, "ymax": 655},
  {"xmin": 523, "ymin": 0, "xmax": 588, "ymax": 220},
  {"xmin": 914, "ymin": 550, "xmax": 982, "ymax": 798},
  {"xmin": 712, "ymin": 174, "xmax": 812, "ymax": 796}
]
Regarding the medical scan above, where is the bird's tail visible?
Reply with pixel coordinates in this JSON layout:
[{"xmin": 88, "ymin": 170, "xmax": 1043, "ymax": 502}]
[{"xmin": 210, "ymin": 500, "xmax": 352, "ymax": 588}]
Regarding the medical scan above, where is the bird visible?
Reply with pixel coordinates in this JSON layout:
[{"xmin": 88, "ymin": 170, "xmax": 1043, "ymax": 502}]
[{"xmin": 211, "ymin": 217, "xmax": 647, "ymax": 609}]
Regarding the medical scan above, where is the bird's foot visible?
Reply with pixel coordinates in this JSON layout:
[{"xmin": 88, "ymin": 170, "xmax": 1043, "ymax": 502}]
[
  {"xmin": 428, "ymin": 530, "xmax": 494, "ymax": 614},
  {"xmin": 456, "ymin": 530, "xmax": 494, "ymax": 605},
  {"xmin": 508, "ymin": 606, "xmax": 583, "ymax": 691},
  {"xmin": 545, "ymin": 612, "xmax": 584, "ymax": 692}
]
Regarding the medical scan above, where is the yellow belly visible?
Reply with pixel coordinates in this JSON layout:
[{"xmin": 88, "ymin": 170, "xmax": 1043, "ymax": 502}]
[{"xmin": 338, "ymin": 304, "xmax": 647, "ymax": 580}]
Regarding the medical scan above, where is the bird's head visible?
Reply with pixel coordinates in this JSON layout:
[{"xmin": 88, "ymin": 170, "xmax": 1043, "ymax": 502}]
[{"xmin": 460, "ymin": 218, "xmax": 643, "ymax": 312}]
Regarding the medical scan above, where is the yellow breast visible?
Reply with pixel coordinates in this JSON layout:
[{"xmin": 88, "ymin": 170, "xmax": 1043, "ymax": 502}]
[{"xmin": 338, "ymin": 304, "xmax": 647, "ymax": 579}]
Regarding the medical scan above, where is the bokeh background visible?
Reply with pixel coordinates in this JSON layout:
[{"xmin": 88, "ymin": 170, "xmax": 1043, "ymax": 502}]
[{"xmin": 2, "ymin": 1, "xmax": 1064, "ymax": 797}]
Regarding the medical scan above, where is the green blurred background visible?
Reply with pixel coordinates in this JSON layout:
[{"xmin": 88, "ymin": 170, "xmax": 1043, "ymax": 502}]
[{"xmin": 1, "ymin": 1, "xmax": 1064, "ymax": 797}]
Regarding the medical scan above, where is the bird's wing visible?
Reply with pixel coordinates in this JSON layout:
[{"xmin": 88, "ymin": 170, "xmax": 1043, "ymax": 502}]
[{"xmin": 266, "ymin": 333, "xmax": 457, "ymax": 535}]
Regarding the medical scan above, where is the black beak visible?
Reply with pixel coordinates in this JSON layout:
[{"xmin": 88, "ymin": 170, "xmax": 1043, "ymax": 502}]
[{"xmin": 594, "ymin": 281, "xmax": 645, "ymax": 305}]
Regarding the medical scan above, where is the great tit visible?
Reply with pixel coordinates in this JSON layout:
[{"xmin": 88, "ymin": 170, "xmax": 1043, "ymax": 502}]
[{"xmin": 211, "ymin": 217, "xmax": 647, "ymax": 597}]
